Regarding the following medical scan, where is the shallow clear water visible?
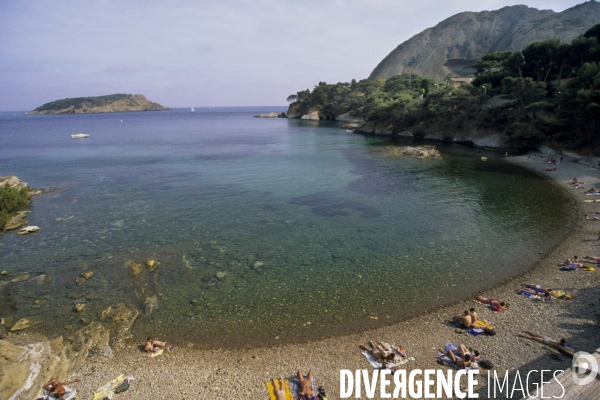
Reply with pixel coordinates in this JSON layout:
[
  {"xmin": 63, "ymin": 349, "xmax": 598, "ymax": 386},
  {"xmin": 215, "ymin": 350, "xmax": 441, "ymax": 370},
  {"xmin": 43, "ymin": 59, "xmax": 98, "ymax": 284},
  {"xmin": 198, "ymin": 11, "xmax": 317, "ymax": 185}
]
[{"xmin": 0, "ymin": 107, "xmax": 572, "ymax": 348}]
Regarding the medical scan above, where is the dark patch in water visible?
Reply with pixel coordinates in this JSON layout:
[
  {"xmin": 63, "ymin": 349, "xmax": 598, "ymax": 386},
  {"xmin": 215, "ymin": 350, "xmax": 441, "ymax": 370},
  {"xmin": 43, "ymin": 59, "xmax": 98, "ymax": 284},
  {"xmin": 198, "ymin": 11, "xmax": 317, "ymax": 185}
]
[
  {"xmin": 195, "ymin": 151, "xmax": 258, "ymax": 161},
  {"xmin": 341, "ymin": 149, "xmax": 416, "ymax": 195},
  {"xmin": 289, "ymin": 192, "xmax": 381, "ymax": 218}
]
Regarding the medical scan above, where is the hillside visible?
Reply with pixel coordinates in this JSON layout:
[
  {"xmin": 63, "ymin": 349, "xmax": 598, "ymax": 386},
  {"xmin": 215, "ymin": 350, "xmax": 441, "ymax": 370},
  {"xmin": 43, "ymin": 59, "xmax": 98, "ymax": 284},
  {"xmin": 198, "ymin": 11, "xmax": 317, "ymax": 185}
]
[
  {"xmin": 29, "ymin": 94, "xmax": 170, "ymax": 114},
  {"xmin": 369, "ymin": 1, "xmax": 600, "ymax": 81}
]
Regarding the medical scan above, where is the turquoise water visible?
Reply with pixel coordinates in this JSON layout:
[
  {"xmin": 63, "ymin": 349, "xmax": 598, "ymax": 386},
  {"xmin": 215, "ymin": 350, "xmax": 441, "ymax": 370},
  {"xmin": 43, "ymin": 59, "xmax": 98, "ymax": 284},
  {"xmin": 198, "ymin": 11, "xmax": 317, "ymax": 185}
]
[{"xmin": 0, "ymin": 108, "xmax": 572, "ymax": 348}]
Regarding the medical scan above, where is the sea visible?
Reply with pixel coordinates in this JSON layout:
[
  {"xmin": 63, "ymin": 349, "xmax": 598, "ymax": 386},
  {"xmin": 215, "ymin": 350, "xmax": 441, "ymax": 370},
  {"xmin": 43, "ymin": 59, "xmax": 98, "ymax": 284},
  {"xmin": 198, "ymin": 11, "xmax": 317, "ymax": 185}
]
[{"xmin": 0, "ymin": 107, "xmax": 572, "ymax": 348}]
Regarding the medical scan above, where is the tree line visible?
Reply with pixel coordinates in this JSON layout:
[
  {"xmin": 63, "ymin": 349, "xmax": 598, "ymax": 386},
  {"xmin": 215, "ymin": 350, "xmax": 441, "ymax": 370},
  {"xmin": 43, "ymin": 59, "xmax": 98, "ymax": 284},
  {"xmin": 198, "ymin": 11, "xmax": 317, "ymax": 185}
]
[{"xmin": 287, "ymin": 24, "xmax": 600, "ymax": 150}]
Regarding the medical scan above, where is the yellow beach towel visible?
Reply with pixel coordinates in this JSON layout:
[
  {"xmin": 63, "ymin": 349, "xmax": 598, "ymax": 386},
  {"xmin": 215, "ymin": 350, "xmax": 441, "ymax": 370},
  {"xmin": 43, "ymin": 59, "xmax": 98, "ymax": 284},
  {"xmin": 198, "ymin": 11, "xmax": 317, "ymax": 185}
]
[
  {"xmin": 150, "ymin": 348, "xmax": 164, "ymax": 357},
  {"xmin": 92, "ymin": 375, "xmax": 125, "ymax": 400},
  {"xmin": 266, "ymin": 379, "xmax": 293, "ymax": 400},
  {"xmin": 473, "ymin": 320, "xmax": 494, "ymax": 330}
]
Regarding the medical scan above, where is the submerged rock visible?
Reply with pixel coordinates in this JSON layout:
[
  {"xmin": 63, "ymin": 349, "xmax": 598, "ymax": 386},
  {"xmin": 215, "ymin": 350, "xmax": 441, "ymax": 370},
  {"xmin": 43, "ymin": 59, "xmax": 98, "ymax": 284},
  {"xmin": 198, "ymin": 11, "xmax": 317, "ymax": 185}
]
[
  {"xmin": 128, "ymin": 262, "xmax": 142, "ymax": 277},
  {"xmin": 215, "ymin": 271, "xmax": 227, "ymax": 280},
  {"xmin": 385, "ymin": 145, "xmax": 442, "ymax": 160},
  {"xmin": 30, "ymin": 274, "xmax": 51, "ymax": 285},
  {"xmin": 145, "ymin": 259, "xmax": 159, "ymax": 272},
  {"xmin": 11, "ymin": 274, "xmax": 29, "ymax": 283},
  {"xmin": 10, "ymin": 316, "xmax": 43, "ymax": 331},
  {"xmin": 81, "ymin": 271, "xmax": 94, "ymax": 279},
  {"xmin": 74, "ymin": 276, "xmax": 86, "ymax": 285},
  {"xmin": 74, "ymin": 304, "xmax": 86, "ymax": 313}
]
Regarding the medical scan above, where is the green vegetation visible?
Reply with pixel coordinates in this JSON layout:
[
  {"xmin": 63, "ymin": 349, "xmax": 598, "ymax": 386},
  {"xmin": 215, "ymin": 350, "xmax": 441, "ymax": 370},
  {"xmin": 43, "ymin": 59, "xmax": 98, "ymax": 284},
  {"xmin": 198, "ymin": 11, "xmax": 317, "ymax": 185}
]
[
  {"xmin": 287, "ymin": 24, "xmax": 600, "ymax": 151},
  {"xmin": 33, "ymin": 94, "xmax": 131, "ymax": 112},
  {"xmin": 0, "ymin": 184, "xmax": 30, "ymax": 230}
]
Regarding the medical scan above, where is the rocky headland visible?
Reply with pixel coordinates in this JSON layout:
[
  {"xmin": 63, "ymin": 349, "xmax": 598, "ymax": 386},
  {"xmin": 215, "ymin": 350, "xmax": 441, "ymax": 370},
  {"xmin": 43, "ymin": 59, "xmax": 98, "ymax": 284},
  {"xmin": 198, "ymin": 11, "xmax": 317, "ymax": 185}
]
[
  {"xmin": 28, "ymin": 94, "xmax": 170, "ymax": 115},
  {"xmin": 1, "ymin": 175, "xmax": 43, "ymax": 234}
]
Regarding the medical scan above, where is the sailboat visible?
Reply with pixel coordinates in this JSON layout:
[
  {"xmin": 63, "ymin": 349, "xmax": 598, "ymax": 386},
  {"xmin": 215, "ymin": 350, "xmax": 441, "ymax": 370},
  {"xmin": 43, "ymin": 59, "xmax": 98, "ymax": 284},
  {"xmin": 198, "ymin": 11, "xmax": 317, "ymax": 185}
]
[{"xmin": 190, "ymin": 107, "xmax": 195, "ymax": 113}]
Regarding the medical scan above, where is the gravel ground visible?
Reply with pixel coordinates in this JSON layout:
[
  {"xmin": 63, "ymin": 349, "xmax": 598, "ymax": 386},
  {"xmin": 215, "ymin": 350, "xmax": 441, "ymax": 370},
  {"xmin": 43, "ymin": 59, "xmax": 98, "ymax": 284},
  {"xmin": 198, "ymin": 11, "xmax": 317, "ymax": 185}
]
[{"xmin": 55, "ymin": 155, "xmax": 600, "ymax": 399}]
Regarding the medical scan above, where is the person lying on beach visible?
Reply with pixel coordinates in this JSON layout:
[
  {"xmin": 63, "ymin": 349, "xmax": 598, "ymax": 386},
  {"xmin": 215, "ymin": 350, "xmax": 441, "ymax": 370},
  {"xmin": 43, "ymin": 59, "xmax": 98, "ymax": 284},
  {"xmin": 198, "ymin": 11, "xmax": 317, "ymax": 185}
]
[
  {"xmin": 439, "ymin": 344, "xmax": 472, "ymax": 368},
  {"xmin": 569, "ymin": 178, "xmax": 584, "ymax": 186},
  {"xmin": 144, "ymin": 336, "xmax": 167, "ymax": 353},
  {"xmin": 474, "ymin": 296, "xmax": 509, "ymax": 311},
  {"xmin": 584, "ymin": 215, "xmax": 600, "ymax": 220},
  {"xmin": 43, "ymin": 378, "xmax": 81, "ymax": 400},
  {"xmin": 518, "ymin": 330, "xmax": 567, "ymax": 350},
  {"xmin": 451, "ymin": 311, "xmax": 473, "ymax": 328},
  {"xmin": 544, "ymin": 166, "xmax": 556, "ymax": 171},
  {"xmin": 358, "ymin": 341, "xmax": 397, "ymax": 363},
  {"xmin": 560, "ymin": 262, "xmax": 589, "ymax": 271},
  {"xmin": 583, "ymin": 255, "xmax": 600, "ymax": 263},
  {"xmin": 271, "ymin": 377, "xmax": 288, "ymax": 400},
  {"xmin": 584, "ymin": 187, "xmax": 600, "ymax": 194},
  {"xmin": 297, "ymin": 370, "xmax": 316, "ymax": 400}
]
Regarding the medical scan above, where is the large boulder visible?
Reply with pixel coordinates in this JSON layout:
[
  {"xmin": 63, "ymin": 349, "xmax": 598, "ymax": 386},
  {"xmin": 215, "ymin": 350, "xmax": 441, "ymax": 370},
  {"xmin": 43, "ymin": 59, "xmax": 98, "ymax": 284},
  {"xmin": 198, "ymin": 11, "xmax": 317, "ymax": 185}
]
[
  {"xmin": 300, "ymin": 110, "xmax": 320, "ymax": 120},
  {"xmin": 0, "ymin": 322, "xmax": 109, "ymax": 400},
  {"xmin": 385, "ymin": 145, "xmax": 443, "ymax": 159}
]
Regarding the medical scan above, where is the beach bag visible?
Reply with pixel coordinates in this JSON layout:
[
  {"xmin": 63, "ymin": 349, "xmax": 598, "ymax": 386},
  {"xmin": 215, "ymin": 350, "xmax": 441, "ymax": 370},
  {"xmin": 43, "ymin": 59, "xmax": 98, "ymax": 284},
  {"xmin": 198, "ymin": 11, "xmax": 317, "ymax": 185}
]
[
  {"xmin": 483, "ymin": 328, "xmax": 496, "ymax": 336},
  {"xmin": 114, "ymin": 381, "xmax": 130, "ymax": 393}
]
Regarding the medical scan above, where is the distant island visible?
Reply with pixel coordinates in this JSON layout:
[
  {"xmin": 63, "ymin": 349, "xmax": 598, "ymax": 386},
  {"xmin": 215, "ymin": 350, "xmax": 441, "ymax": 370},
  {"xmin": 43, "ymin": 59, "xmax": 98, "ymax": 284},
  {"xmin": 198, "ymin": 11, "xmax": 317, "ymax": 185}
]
[{"xmin": 28, "ymin": 94, "xmax": 170, "ymax": 114}]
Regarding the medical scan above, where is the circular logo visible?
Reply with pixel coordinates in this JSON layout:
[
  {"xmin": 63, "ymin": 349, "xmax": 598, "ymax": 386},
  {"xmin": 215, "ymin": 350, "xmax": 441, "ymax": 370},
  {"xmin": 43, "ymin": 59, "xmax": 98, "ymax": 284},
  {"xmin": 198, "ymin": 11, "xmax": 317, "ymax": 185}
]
[{"xmin": 572, "ymin": 351, "xmax": 598, "ymax": 386}]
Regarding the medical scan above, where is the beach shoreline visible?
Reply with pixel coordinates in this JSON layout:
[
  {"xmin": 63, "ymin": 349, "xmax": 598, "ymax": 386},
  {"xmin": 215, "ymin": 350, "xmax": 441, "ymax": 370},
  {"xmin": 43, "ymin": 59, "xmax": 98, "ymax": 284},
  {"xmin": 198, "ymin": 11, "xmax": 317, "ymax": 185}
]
[{"xmin": 7, "ymin": 154, "xmax": 600, "ymax": 399}]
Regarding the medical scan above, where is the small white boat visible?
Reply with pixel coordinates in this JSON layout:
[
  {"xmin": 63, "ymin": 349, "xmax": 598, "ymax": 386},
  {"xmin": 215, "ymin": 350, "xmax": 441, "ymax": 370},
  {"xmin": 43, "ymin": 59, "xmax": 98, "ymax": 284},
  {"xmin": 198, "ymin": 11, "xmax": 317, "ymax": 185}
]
[
  {"xmin": 71, "ymin": 133, "xmax": 90, "ymax": 139},
  {"xmin": 190, "ymin": 107, "xmax": 195, "ymax": 113}
]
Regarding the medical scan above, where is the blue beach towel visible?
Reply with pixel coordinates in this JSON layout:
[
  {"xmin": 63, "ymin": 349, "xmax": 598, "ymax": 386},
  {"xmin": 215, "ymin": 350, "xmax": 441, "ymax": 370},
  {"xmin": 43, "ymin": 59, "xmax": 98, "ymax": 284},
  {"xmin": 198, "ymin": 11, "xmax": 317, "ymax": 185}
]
[{"xmin": 290, "ymin": 374, "xmax": 316, "ymax": 400}]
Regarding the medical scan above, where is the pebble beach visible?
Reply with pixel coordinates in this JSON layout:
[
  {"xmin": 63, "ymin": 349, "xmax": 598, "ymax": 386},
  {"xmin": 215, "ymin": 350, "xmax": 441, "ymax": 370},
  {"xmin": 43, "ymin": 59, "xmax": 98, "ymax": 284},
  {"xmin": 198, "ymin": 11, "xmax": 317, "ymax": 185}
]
[{"xmin": 12, "ymin": 154, "xmax": 600, "ymax": 399}]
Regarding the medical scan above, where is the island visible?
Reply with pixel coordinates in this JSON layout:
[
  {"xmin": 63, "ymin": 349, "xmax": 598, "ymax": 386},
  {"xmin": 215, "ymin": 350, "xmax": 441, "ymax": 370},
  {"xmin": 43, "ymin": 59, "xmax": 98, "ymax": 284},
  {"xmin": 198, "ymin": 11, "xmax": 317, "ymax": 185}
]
[{"xmin": 28, "ymin": 94, "xmax": 170, "ymax": 114}]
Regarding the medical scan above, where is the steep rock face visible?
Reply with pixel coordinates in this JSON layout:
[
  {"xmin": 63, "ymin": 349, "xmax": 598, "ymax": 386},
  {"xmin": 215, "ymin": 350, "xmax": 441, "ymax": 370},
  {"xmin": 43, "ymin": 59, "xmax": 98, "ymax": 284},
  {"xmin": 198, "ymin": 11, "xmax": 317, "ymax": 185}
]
[
  {"xmin": 370, "ymin": 1, "xmax": 600, "ymax": 81},
  {"xmin": 29, "ymin": 94, "xmax": 170, "ymax": 115}
]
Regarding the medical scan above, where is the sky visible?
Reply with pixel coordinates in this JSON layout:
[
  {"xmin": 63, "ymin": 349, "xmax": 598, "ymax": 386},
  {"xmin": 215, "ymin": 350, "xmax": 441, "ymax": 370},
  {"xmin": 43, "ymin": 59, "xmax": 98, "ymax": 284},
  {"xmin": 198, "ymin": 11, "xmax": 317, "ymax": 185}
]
[{"xmin": 0, "ymin": 0, "xmax": 585, "ymax": 110}]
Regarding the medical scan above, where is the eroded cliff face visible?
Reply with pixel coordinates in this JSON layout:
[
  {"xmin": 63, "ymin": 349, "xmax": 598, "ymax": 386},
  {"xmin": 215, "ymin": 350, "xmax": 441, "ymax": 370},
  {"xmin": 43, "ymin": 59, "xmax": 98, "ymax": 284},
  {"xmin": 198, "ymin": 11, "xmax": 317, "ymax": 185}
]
[
  {"xmin": 29, "ymin": 94, "xmax": 170, "ymax": 114},
  {"xmin": 369, "ymin": 1, "xmax": 600, "ymax": 81}
]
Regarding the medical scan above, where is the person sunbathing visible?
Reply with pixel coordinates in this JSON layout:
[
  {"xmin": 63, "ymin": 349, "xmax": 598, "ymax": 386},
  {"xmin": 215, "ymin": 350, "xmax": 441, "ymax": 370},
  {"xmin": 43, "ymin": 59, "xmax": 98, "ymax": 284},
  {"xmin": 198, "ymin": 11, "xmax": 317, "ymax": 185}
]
[
  {"xmin": 358, "ymin": 341, "xmax": 397, "ymax": 363},
  {"xmin": 474, "ymin": 296, "xmax": 509, "ymax": 310},
  {"xmin": 468, "ymin": 308, "xmax": 478, "ymax": 324},
  {"xmin": 451, "ymin": 311, "xmax": 473, "ymax": 328},
  {"xmin": 43, "ymin": 378, "xmax": 81, "ymax": 400},
  {"xmin": 569, "ymin": 178, "xmax": 584, "ymax": 186},
  {"xmin": 297, "ymin": 370, "xmax": 316, "ymax": 400},
  {"xmin": 583, "ymin": 255, "xmax": 600, "ymax": 263},
  {"xmin": 440, "ymin": 344, "xmax": 472, "ymax": 368},
  {"xmin": 544, "ymin": 166, "xmax": 556, "ymax": 171},
  {"xmin": 584, "ymin": 187, "xmax": 599, "ymax": 194},
  {"xmin": 144, "ymin": 336, "xmax": 167, "ymax": 353},
  {"xmin": 271, "ymin": 377, "xmax": 287, "ymax": 400},
  {"xmin": 518, "ymin": 330, "xmax": 567, "ymax": 350},
  {"xmin": 584, "ymin": 215, "xmax": 600, "ymax": 220}
]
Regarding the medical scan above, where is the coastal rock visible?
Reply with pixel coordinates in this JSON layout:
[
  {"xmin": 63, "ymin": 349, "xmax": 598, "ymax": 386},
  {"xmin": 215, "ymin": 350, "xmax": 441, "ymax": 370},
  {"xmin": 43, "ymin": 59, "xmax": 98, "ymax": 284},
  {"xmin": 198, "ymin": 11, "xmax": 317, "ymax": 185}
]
[
  {"xmin": 286, "ymin": 103, "xmax": 302, "ymax": 119},
  {"xmin": 0, "ymin": 175, "xmax": 29, "ymax": 190},
  {"xmin": 99, "ymin": 303, "xmax": 139, "ymax": 337},
  {"xmin": 337, "ymin": 113, "xmax": 365, "ymax": 123},
  {"xmin": 0, "ymin": 270, "xmax": 7, "ymax": 275},
  {"xmin": 342, "ymin": 123, "xmax": 359, "ymax": 129},
  {"xmin": 11, "ymin": 274, "xmax": 29, "ymax": 283},
  {"xmin": 385, "ymin": 145, "xmax": 442, "ymax": 160},
  {"xmin": 355, "ymin": 121, "xmax": 392, "ymax": 135},
  {"xmin": 10, "ymin": 316, "xmax": 43, "ymax": 331},
  {"xmin": 16, "ymin": 225, "xmax": 39, "ymax": 235},
  {"xmin": 0, "ymin": 322, "xmax": 109, "ymax": 400},
  {"xmin": 74, "ymin": 304, "xmax": 86, "ymax": 313},
  {"xmin": 254, "ymin": 112, "xmax": 278, "ymax": 118},
  {"xmin": 4, "ymin": 211, "xmax": 30, "ymax": 231},
  {"xmin": 300, "ymin": 110, "xmax": 320, "ymax": 120}
]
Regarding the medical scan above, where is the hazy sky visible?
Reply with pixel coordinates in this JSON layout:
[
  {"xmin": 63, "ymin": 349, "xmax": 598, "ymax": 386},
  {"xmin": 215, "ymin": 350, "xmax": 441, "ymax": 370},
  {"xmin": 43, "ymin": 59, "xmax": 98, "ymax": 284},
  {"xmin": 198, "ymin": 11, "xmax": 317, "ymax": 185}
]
[{"xmin": 0, "ymin": 0, "xmax": 584, "ymax": 110}]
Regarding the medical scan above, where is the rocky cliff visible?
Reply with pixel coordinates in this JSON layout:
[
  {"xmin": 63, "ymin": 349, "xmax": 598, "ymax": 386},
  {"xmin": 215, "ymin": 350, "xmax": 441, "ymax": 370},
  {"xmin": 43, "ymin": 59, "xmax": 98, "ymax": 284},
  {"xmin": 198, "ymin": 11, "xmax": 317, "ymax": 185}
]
[
  {"xmin": 369, "ymin": 1, "xmax": 600, "ymax": 81},
  {"xmin": 29, "ymin": 94, "xmax": 170, "ymax": 115}
]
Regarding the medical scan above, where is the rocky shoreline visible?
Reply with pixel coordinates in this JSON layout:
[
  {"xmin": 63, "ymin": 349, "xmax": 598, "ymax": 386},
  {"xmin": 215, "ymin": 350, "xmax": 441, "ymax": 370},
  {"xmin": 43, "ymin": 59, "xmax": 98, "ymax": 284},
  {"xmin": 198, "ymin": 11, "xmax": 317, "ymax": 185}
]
[{"xmin": 2, "ymin": 155, "xmax": 599, "ymax": 399}]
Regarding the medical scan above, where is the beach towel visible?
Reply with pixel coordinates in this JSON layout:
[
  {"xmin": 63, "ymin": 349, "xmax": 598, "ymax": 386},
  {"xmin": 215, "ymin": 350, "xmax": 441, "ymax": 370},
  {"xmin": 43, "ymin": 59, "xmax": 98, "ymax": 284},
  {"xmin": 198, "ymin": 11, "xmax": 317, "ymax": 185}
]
[
  {"xmin": 41, "ymin": 387, "xmax": 77, "ymax": 400},
  {"xmin": 452, "ymin": 320, "xmax": 491, "ymax": 336},
  {"xmin": 290, "ymin": 374, "xmax": 316, "ymax": 400},
  {"xmin": 92, "ymin": 375, "xmax": 125, "ymax": 400},
  {"xmin": 150, "ymin": 348, "xmax": 164, "ymax": 357},
  {"xmin": 517, "ymin": 290, "xmax": 554, "ymax": 301},
  {"xmin": 521, "ymin": 337, "xmax": 575, "ymax": 355},
  {"xmin": 360, "ymin": 343, "xmax": 415, "ymax": 369},
  {"xmin": 437, "ymin": 351, "xmax": 479, "ymax": 371},
  {"xmin": 266, "ymin": 379, "xmax": 294, "ymax": 400}
]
